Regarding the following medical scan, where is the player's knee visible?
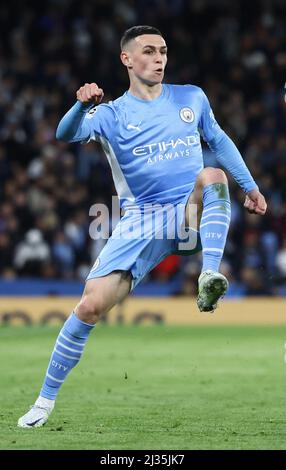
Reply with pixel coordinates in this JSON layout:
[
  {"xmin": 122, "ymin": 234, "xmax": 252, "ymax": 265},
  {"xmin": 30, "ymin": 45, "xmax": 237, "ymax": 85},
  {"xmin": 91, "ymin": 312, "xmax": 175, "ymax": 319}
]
[
  {"xmin": 75, "ymin": 294, "xmax": 104, "ymax": 324},
  {"xmin": 199, "ymin": 167, "xmax": 228, "ymax": 187}
]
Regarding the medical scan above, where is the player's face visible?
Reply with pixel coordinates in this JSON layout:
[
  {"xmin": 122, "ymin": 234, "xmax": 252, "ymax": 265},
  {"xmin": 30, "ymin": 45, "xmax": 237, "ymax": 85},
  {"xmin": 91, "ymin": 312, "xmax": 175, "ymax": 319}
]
[{"xmin": 123, "ymin": 34, "xmax": 168, "ymax": 85}]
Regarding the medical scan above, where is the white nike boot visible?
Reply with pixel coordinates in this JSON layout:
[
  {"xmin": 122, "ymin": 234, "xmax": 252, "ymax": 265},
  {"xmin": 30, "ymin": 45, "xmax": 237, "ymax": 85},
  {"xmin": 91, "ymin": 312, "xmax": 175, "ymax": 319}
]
[{"xmin": 17, "ymin": 396, "xmax": 55, "ymax": 428}]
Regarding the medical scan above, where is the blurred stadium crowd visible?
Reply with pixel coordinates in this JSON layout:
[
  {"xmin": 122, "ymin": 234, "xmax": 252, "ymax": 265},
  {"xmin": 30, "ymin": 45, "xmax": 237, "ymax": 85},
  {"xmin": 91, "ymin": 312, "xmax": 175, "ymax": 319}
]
[{"xmin": 0, "ymin": 0, "xmax": 286, "ymax": 296}]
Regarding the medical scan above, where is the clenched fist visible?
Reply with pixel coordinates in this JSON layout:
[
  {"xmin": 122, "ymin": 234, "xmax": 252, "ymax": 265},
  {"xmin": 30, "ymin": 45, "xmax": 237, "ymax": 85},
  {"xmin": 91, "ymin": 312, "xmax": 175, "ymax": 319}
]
[
  {"xmin": 244, "ymin": 189, "xmax": 267, "ymax": 215},
  {"xmin": 76, "ymin": 83, "xmax": 104, "ymax": 105}
]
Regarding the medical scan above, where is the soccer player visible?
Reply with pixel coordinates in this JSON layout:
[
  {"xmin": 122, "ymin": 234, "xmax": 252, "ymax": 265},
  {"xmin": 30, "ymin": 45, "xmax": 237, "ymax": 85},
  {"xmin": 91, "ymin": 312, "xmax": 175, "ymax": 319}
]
[{"xmin": 18, "ymin": 25, "xmax": 267, "ymax": 428}]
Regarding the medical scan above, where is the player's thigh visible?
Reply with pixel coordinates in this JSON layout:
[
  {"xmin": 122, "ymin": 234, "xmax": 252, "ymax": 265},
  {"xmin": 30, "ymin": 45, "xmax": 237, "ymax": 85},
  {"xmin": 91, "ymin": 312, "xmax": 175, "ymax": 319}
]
[{"xmin": 77, "ymin": 270, "xmax": 132, "ymax": 316}]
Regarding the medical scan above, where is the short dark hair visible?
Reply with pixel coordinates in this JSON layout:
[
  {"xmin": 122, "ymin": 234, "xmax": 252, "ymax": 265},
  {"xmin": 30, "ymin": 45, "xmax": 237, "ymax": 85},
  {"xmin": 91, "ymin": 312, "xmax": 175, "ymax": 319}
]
[{"xmin": 120, "ymin": 25, "xmax": 163, "ymax": 50}]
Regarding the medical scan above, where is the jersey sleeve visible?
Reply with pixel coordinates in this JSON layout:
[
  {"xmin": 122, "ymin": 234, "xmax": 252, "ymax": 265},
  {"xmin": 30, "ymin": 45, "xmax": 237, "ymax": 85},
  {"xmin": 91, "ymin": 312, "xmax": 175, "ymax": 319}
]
[
  {"xmin": 81, "ymin": 102, "xmax": 118, "ymax": 143},
  {"xmin": 196, "ymin": 89, "xmax": 258, "ymax": 193},
  {"xmin": 56, "ymin": 101, "xmax": 117, "ymax": 144},
  {"xmin": 198, "ymin": 89, "xmax": 224, "ymax": 143}
]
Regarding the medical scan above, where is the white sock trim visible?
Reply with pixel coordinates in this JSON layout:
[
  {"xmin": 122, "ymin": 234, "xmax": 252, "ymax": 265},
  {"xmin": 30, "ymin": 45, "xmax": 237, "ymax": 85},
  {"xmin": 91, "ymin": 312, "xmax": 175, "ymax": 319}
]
[{"xmin": 36, "ymin": 395, "xmax": 55, "ymax": 409}]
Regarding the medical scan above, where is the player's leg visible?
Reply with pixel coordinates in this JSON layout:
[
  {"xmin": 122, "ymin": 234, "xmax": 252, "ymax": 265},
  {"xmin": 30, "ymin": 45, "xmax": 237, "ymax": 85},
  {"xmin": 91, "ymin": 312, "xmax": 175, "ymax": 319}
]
[
  {"xmin": 185, "ymin": 167, "xmax": 230, "ymax": 312},
  {"xmin": 17, "ymin": 271, "xmax": 131, "ymax": 428}
]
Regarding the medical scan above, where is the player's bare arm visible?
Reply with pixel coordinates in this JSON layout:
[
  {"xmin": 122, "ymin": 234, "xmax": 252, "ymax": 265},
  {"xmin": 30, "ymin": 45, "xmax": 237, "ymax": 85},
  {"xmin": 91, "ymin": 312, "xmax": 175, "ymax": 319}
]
[{"xmin": 76, "ymin": 82, "xmax": 104, "ymax": 105}]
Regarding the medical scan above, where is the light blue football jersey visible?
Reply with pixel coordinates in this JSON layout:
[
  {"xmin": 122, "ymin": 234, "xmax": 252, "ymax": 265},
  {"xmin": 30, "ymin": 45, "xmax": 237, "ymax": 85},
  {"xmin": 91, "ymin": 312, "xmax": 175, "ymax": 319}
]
[{"xmin": 79, "ymin": 84, "xmax": 224, "ymax": 208}]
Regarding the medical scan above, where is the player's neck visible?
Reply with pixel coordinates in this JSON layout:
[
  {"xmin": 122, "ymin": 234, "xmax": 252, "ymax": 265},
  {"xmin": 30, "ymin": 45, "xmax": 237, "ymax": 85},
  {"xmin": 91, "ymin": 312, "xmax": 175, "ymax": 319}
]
[{"xmin": 128, "ymin": 82, "xmax": 163, "ymax": 101}]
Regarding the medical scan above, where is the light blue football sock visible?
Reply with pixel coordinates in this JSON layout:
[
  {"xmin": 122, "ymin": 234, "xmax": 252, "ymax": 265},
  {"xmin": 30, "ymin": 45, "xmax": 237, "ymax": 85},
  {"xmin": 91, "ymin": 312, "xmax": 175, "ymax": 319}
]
[
  {"xmin": 40, "ymin": 312, "xmax": 95, "ymax": 400},
  {"xmin": 200, "ymin": 183, "xmax": 231, "ymax": 273}
]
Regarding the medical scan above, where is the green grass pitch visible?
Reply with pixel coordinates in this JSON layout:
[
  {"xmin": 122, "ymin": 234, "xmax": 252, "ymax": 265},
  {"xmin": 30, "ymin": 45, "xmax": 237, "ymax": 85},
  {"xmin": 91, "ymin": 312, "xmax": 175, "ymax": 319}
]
[{"xmin": 0, "ymin": 324, "xmax": 286, "ymax": 450}]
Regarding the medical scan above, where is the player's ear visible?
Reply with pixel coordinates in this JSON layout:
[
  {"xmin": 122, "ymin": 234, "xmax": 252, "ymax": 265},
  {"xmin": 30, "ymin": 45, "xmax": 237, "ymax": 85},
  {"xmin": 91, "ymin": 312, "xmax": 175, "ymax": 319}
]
[{"xmin": 120, "ymin": 51, "xmax": 132, "ymax": 68}]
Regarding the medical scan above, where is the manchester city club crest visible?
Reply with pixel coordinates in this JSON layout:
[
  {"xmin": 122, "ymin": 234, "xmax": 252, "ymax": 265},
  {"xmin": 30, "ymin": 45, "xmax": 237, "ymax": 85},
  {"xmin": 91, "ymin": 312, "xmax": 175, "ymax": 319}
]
[{"xmin": 179, "ymin": 107, "xmax": 194, "ymax": 123}]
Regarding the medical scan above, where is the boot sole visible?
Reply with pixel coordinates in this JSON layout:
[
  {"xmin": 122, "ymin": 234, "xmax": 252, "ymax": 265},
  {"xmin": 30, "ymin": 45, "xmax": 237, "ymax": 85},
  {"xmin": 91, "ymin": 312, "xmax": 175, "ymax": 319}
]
[{"xmin": 197, "ymin": 277, "xmax": 228, "ymax": 312}]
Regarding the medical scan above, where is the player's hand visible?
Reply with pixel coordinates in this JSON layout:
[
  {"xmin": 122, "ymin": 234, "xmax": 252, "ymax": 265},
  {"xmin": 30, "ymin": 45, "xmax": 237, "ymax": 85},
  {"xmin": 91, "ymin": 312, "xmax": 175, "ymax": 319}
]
[
  {"xmin": 76, "ymin": 83, "xmax": 104, "ymax": 105},
  {"xmin": 244, "ymin": 189, "xmax": 267, "ymax": 215}
]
